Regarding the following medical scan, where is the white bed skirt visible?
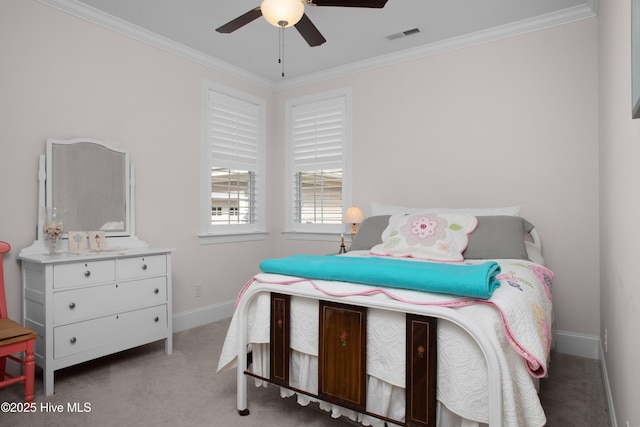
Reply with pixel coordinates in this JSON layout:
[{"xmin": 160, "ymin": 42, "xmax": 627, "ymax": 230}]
[{"xmin": 250, "ymin": 343, "xmax": 489, "ymax": 427}]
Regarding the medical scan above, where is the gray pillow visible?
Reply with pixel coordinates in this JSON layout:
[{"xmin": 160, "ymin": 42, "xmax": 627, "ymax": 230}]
[
  {"xmin": 349, "ymin": 215, "xmax": 390, "ymax": 251},
  {"xmin": 463, "ymin": 216, "xmax": 534, "ymax": 260}
]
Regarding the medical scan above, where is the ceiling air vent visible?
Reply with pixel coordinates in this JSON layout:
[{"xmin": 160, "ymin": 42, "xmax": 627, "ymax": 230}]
[{"xmin": 386, "ymin": 27, "xmax": 421, "ymax": 41}]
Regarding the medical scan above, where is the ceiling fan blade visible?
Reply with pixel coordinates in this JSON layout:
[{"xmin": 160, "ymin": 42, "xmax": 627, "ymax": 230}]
[
  {"xmin": 216, "ymin": 7, "xmax": 262, "ymax": 33},
  {"xmin": 308, "ymin": 0, "xmax": 388, "ymax": 7},
  {"xmin": 294, "ymin": 13, "xmax": 327, "ymax": 47}
]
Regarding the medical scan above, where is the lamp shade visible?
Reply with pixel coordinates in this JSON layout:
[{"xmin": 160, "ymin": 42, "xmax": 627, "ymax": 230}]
[
  {"xmin": 261, "ymin": 0, "xmax": 304, "ymax": 28},
  {"xmin": 343, "ymin": 206, "xmax": 364, "ymax": 224}
]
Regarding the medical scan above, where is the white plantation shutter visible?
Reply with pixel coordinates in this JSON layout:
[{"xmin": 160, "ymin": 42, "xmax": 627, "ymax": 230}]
[
  {"xmin": 290, "ymin": 95, "xmax": 347, "ymax": 227},
  {"xmin": 292, "ymin": 97, "xmax": 344, "ymax": 171},
  {"xmin": 210, "ymin": 92, "xmax": 260, "ymax": 169}
]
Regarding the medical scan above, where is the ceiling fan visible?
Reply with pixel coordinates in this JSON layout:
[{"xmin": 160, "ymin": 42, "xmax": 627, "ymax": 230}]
[{"xmin": 216, "ymin": 0, "xmax": 389, "ymax": 47}]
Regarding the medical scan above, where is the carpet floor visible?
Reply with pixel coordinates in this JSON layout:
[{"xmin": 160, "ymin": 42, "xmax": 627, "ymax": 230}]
[{"xmin": 1, "ymin": 318, "xmax": 610, "ymax": 426}]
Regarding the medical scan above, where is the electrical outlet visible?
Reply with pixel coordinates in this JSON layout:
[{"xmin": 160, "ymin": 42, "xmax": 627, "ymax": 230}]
[
  {"xmin": 604, "ymin": 328, "xmax": 608, "ymax": 353},
  {"xmin": 194, "ymin": 284, "xmax": 202, "ymax": 298}
]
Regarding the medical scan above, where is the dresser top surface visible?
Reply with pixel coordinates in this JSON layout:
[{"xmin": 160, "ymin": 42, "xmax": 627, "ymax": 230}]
[{"xmin": 18, "ymin": 247, "xmax": 174, "ymax": 264}]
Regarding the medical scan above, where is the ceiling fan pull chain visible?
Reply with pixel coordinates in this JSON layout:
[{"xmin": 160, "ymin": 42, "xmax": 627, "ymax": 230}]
[{"xmin": 279, "ymin": 25, "xmax": 286, "ymax": 77}]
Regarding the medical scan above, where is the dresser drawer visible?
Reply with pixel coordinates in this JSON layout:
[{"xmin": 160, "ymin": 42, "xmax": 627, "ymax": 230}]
[
  {"xmin": 53, "ymin": 260, "xmax": 116, "ymax": 289},
  {"xmin": 54, "ymin": 304, "xmax": 168, "ymax": 359},
  {"xmin": 118, "ymin": 255, "xmax": 166, "ymax": 280},
  {"xmin": 53, "ymin": 277, "xmax": 167, "ymax": 325}
]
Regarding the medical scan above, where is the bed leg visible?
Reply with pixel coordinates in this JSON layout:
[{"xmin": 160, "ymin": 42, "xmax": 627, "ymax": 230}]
[
  {"xmin": 237, "ymin": 328, "xmax": 249, "ymax": 417},
  {"xmin": 237, "ymin": 366, "xmax": 249, "ymax": 416},
  {"xmin": 236, "ymin": 286, "xmax": 258, "ymax": 418}
]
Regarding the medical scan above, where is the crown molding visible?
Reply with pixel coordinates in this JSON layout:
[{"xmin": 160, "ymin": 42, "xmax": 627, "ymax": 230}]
[
  {"xmin": 37, "ymin": 0, "xmax": 277, "ymax": 91},
  {"xmin": 276, "ymin": 2, "xmax": 598, "ymax": 90},
  {"xmin": 38, "ymin": 0, "xmax": 597, "ymax": 93}
]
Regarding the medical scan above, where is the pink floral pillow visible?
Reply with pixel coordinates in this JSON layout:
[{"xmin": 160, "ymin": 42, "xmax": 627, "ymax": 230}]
[{"xmin": 370, "ymin": 212, "xmax": 478, "ymax": 262}]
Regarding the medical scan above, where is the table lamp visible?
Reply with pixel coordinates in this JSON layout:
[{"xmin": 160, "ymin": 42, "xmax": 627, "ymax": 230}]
[{"xmin": 343, "ymin": 206, "xmax": 365, "ymax": 241}]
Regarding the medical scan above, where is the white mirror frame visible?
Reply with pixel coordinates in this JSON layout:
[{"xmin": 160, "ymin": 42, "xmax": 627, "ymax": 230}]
[{"xmin": 21, "ymin": 137, "xmax": 147, "ymax": 255}]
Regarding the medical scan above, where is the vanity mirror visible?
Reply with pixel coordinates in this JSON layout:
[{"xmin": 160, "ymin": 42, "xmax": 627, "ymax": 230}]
[{"xmin": 20, "ymin": 137, "xmax": 146, "ymax": 254}]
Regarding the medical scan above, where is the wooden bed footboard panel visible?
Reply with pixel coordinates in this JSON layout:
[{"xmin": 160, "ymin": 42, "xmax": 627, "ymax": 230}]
[
  {"xmin": 270, "ymin": 293, "xmax": 290, "ymax": 387},
  {"xmin": 318, "ymin": 300, "xmax": 367, "ymax": 412},
  {"xmin": 406, "ymin": 314, "xmax": 438, "ymax": 427},
  {"xmin": 267, "ymin": 293, "xmax": 437, "ymax": 426}
]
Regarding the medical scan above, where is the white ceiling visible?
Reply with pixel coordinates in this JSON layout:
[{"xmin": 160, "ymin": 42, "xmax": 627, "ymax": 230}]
[{"xmin": 44, "ymin": 0, "xmax": 597, "ymax": 88}]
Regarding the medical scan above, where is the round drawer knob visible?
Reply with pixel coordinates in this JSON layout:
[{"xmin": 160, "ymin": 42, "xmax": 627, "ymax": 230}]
[
  {"xmin": 154, "ymin": 316, "xmax": 159, "ymax": 322},
  {"xmin": 154, "ymin": 288, "xmax": 159, "ymax": 294},
  {"xmin": 69, "ymin": 302, "xmax": 76, "ymax": 309},
  {"xmin": 70, "ymin": 337, "xmax": 77, "ymax": 344},
  {"xmin": 142, "ymin": 264, "xmax": 148, "ymax": 270},
  {"xmin": 84, "ymin": 270, "xmax": 91, "ymax": 277}
]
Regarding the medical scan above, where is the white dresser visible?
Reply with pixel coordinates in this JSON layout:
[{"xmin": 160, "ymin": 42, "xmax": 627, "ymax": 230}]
[{"xmin": 19, "ymin": 248, "xmax": 173, "ymax": 396}]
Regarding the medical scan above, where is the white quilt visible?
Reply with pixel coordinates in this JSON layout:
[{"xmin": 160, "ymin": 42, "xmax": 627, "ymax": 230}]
[{"xmin": 217, "ymin": 257, "xmax": 553, "ymax": 427}]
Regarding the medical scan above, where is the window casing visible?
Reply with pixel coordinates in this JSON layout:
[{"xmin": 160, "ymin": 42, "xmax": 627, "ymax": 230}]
[
  {"xmin": 200, "ymin": 81, "xmax": 266, "ymax": 241},
  {"xmin": 285, "ymin": 88, "xmax": 352, "ymax": 235}
]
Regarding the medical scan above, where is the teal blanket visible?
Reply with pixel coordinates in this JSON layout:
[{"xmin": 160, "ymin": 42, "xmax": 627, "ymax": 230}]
[{"xmin": 259, "ymin": 255, "xmax": 501, "ymax": 300}]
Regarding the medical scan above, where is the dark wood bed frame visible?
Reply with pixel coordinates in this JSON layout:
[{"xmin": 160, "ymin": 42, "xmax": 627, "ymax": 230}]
[{"xmin": 243, "ymin": 293, "xmax": 437, "ymax": 427}]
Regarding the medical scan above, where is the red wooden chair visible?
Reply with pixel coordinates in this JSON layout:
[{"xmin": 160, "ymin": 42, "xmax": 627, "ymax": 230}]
[{"xmin": 0, "ymin": 241, "xmax": 36, "ymax": 402}]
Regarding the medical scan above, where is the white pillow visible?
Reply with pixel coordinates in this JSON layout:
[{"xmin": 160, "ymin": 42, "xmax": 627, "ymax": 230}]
[
  {"xmin": 370, "ymin": 212, "xmax": 478, "ymax": 262},
  {"xmin": 370, "ymin": 201, "xmax": 521, "ymax": 217}
]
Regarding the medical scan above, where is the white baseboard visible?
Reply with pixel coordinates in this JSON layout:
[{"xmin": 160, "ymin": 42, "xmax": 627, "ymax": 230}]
[
  {"xmin": 554, "ymin": 329, "xmax": 600, "ymax": 359},
  {"xmin": 172, "ymin": 300, "xmax": 234, "ymax": 333},
  {"xmin": 599, "ymin": 342, "xmax": 618, "ymax": 427}
]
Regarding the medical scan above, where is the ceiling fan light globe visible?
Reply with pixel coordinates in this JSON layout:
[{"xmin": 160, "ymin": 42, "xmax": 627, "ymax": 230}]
[{"xmin": 261, "ymin": 0, "xmax": 304, "ymax": 28}]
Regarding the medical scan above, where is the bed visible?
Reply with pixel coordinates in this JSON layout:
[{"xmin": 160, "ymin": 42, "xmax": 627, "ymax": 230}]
[{"xmin": 217, "ymin": 207, "xmax": 554, "ymax": 427}]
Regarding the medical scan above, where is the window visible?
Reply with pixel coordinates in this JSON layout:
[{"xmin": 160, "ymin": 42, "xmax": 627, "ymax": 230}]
[
  {"xmin": 295, "ymin": 169, "xmax": 343, "ymax": 224},
  {"xmin": 200, "ymin": 81, "xmax": 266, "ymax": 242},
  {"xmin": 285, "ymin": 88, "xmax": 352, "ymax": 236},
  {"xmin": 210, "ymin": 168, "xmax": 255, "ymax": 224}
]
